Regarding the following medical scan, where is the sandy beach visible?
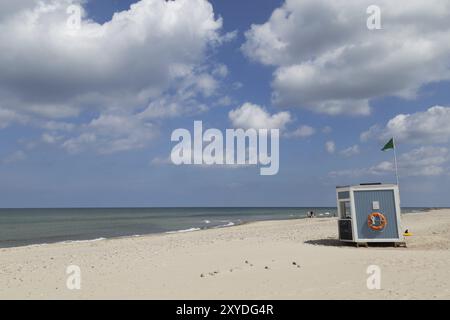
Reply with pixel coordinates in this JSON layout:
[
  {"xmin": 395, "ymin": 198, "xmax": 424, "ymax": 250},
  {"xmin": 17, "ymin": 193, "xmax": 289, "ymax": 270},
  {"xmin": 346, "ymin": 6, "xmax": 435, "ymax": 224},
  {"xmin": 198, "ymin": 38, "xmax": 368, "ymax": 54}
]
[{"xmin": 1, "ymin": 209, "xmax": 449, "ymax": 300}]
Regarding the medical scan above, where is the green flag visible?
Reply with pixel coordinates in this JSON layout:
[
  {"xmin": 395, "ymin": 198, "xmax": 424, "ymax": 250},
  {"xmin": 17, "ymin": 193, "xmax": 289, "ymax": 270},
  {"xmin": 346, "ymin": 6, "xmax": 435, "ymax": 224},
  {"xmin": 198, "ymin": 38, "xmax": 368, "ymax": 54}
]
[{"xmin": 381, "ymin": 138, "xmax": 395, "ymax": 151}]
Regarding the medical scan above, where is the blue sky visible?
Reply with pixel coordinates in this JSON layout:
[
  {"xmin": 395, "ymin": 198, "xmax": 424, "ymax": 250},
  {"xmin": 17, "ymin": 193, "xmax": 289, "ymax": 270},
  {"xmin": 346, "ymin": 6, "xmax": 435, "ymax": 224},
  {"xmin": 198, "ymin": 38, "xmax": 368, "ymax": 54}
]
[{"xmin": 0, "ymin": 0, "xmax": 450, "ymax": 207}]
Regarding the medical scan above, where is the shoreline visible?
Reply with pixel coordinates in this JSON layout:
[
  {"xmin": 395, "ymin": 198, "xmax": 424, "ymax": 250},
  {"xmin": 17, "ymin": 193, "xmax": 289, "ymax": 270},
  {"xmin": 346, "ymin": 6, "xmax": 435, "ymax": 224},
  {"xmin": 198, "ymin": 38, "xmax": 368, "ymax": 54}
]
[
  {"xmin": 0, "ymin": 214, "xmax": 310, "ymax": 250},
  {"xmin": 0, "ymin": 208, "xmax": 433, "ymax": 250},
  {"xmin": 0, "ymin": 216, "xmax": 290, "ymax": 251},
  {"xmin": 1, "ymin": 208, "xmax": 449, "ymax": 299},
  {"xmin": 0, "ymin": 207, "xmax": 338, "ymax": 250}
]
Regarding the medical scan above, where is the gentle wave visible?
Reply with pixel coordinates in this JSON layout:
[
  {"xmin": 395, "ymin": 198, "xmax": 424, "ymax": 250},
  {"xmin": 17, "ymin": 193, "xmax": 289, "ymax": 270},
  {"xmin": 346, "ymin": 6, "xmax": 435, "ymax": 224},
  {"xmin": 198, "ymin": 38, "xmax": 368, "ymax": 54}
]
[
  {"xmin": 3, "ymin": 237, "xmax": 108, "ymax": 249},
  {"xmin": 165, "ymin": 220, "xmax": 238, "ymax": 234},
  {"xmin": 215, "ymin": 221, "xmax": 235, "ymax": 228},
  {"xmin": 165, "ymin": 227, "xmax": 201, "ymax": 234},
  {"xmin": 62, "ymin": 237, "xmax": 106, "ymax": 244}
]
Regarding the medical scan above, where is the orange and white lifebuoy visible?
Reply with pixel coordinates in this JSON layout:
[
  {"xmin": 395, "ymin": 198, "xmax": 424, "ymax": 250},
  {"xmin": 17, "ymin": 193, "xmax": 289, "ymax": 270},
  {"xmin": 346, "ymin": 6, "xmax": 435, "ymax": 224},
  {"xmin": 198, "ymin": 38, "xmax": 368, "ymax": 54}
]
[{"xmin": 367, "ymin": 212, "xmax": 387, "ymax": 231}]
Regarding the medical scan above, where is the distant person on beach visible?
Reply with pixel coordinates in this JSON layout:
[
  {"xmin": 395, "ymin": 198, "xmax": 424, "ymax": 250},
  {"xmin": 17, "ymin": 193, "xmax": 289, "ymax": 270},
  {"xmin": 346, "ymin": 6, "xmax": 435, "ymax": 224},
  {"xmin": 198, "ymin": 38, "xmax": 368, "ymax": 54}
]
[{"xmin": 308, "ymin": 211, "xmax": 315, "ymax": 218}]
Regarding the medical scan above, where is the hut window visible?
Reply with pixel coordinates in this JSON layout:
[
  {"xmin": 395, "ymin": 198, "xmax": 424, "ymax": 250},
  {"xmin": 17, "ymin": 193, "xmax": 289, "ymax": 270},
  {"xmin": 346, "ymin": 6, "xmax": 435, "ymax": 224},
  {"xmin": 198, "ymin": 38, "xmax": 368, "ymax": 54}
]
[{"xmin": 339, "ymin": 201, "xmax": 352, "ymax": 219}]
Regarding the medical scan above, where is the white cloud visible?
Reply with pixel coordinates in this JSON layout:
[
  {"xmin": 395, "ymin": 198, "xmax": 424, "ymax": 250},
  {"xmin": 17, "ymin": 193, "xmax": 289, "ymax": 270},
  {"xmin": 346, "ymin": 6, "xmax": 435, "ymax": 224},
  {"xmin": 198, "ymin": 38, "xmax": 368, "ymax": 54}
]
[
  {"xmin": 0, "ymin": 0, "xmax": 227, "ymax": 153},
  {"xmin": 398, "ymin": 146, "xmax": 449, "ymax": 176},
  {"xmin": 0, "ymin": 108, "xmax": 27, "ymax": 128},
  {"xmin": 370, "ymin": 161, "xmax": 395, "ymax": 175},
  {"xmin": 150, "ymin": 156, "xmax": 172, "ymax": 166},
  {"xmin": 340, "ymin": 145, "xmax": 360, "ymax": 157},
  {"xmin": 212, "ymin": 64, "xmax": 229, "ymax": 78},
  {"xmin": 41, "ymin": 133, "xmax": 63, "ymax": 144},
  {"xmin": 373, "ymin": 147, "xmax": 450, "ymax": 176},
  {"xmin": 138, "ymin": 94, "xmax": 207, "ymax": 120},
  {"xmin": 40, "ymin": 121, "xmax": 75, "ymax": 132},
  {"xmin": 362, "ymin": 106, "xmax": 450, "ymax": 144},
  {"xmin": 330, "ymin": 161, "xmax": 394, "ymax": 178},
  {"xmin": 62, "ymin": 113, "xmax": 157, "ymax": 154},
  {"xmin": 285, "ymin": 125, "xmax": 315, "ymax": 138},
  {"xmin": 232, "ymin": 82, "xmax": 243, "ymax": 90},
  {"xmin": 215, "ymin": 96, "xmax": 233, "ymax": 107},
  {"xmin": 242, "ymin": 0, "xmax": 450, "ymax": 115},
  {"xmin": 0, "ymin": 0, "xmax": 223, "ymax": 115},
  {"xmin": 229, "ymin": 102, "xmax": 292, "ymax": 130},
  {"xmin": 325, "ymin": 141, "xmax": 336, "ymax": 154},
  {"xmin": 330, "ymin": 146, "xmax": 450, "ymax": 178}
]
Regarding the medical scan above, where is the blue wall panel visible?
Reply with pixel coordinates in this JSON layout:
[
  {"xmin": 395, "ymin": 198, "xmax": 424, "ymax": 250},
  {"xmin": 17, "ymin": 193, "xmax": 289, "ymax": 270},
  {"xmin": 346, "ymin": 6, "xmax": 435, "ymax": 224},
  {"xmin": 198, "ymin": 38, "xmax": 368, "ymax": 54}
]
[{"xmin": 354, "ymin": 190, "xmax": 399, "ymax": 239}]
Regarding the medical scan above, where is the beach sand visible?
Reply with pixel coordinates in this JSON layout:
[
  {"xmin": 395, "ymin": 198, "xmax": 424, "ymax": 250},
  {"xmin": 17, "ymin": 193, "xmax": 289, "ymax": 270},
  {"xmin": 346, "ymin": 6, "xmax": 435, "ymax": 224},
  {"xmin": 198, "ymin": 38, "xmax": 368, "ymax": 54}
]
[{"xmin": 0, "ymin": 209, "xmax": 449, "ymax": 300}]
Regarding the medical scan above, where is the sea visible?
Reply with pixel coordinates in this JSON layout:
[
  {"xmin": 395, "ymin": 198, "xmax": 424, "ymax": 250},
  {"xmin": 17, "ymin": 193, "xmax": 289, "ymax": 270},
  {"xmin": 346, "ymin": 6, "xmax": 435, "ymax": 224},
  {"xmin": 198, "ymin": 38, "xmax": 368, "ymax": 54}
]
[{"xmin": 0, "ymin": 207, "xmax": 429, "ymax": 248}]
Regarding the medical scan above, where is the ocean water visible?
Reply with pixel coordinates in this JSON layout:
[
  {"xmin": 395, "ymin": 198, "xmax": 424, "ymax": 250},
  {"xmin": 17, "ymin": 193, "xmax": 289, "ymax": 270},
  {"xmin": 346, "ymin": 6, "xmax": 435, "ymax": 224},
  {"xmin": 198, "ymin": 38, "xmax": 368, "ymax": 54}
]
[{"xmin": 0, "ymin": 207, "xmax": 428, "ymax": 248}]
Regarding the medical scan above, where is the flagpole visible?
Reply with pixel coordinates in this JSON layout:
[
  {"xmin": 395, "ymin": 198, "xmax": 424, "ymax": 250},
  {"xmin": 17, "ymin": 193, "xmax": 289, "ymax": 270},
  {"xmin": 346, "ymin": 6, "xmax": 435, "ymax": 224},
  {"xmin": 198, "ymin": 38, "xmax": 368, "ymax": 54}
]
[{"xmin": 393, "ymin": 137, "xmax": 399, "ymax": 187}]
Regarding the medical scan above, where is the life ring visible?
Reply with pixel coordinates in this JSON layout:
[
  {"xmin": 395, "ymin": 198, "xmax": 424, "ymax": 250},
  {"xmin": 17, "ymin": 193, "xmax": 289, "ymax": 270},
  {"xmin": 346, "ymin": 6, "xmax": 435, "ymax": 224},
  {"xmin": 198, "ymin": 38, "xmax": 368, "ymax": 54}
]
[{"xmin": 368, "ymin": 212, "xmax": 387, "ymax": 231}]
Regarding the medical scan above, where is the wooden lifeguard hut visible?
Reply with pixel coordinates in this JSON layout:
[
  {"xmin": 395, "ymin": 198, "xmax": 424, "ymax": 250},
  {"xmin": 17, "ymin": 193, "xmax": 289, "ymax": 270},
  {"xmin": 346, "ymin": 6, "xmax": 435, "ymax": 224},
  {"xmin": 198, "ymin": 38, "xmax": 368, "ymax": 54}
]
[{"xmin": 336, "ymin": 183, "xmax": 405, "ymax": 247}]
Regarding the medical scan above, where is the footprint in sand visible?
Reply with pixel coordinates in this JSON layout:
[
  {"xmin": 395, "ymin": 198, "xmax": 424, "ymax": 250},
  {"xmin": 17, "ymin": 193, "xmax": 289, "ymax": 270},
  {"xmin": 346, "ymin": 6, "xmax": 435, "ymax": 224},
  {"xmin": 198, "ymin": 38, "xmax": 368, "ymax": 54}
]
[{"xmin": 200, "ymin": 270, "xmax": 220, "ymax": 278}]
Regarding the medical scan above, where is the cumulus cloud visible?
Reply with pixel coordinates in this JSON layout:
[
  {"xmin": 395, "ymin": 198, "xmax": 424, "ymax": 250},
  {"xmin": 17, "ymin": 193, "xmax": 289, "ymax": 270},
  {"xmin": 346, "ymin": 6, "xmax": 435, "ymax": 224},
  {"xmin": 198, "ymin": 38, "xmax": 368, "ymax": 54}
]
[
  {"xmin": 62, "ymin": 113, "xmax": 157, "ymax": 154},
  {"xmin": 0, "ymin": 0, "xmax": 227, "ymax": 153},
  {"xmin": 242, "ymin": 0, "xmax": 450, "ymax": 115},
  {"xmin": 150, "ymin": 156, "xmax": 173, "ymax": 166},
  {"xmin": 229, "ymin": 102, "xmax": 292, "ymax": 130},
  {"xmin": 398, "ymin": 146, "xmax": 449, "ymax": 176},
  {"xmin": 41, "ymin": 121, "xmax": 75, "ymax": 132},
  {"xmin": 330, "ymin": 146, "xmax": 450, "ymax": 178},
  {"xmin": 362, "ymin": 106, "xmax": 450, "ymax": 145},
  {"xmin": 212, "ymin": 64, "xmax": 229, "ymax": 78},
  {"xmin": 0, "ymin": 108, "xmax": 27, "ymax": 129},
  {"xmin": 329, "ymin": 162, "xmax": 392, "ymax": 179},
  {"xmin": 0, "ymin": 0, "xmax": 222, "ymax": 113},
  {"xmin": 41, "ymin": 132, "xmax": 63, "ymax": 144},
  {"xmin": 325, "ymin": 141, "xmax": 336, "ymax": 154},
  {"xmin": 340, "ymin": 145, "xmax": 360, "ymax": 157},
  {"xmin": 285, "ymin": 125, "xmax": 315, "ymax": 138},
  {"xmin": 378, "ymin": 147, "xmax": 450, "ymax": 176}
]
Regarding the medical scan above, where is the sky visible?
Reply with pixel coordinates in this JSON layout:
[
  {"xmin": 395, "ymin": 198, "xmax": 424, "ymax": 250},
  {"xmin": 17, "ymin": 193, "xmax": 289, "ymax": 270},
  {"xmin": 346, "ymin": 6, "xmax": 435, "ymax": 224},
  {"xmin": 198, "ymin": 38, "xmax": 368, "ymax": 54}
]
[{"xmin": 0, "ymin": 0, "xmax": 450, "ymax": 208}]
